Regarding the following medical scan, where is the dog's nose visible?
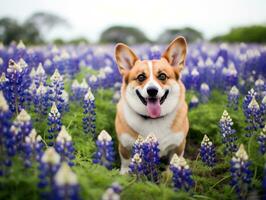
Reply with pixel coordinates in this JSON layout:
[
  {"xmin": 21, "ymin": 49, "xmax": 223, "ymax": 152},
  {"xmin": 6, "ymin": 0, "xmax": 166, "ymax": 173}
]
[{"xmin": 147, "ymin": 87, "xmax": 158, "ymax": 97}]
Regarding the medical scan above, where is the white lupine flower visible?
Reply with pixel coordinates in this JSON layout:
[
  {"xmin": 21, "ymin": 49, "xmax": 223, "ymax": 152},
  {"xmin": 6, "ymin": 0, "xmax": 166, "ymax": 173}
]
[
  {"xmin": 36, "ymin": 82, "xmax": 47, "ymax": 95},
  {"xmin": 55, "ymin": 162, "xmax": 78, "ymax": 186},
  {"xmin": 36, "ymin": 63, "xmax": 45, "ymax": 76},
  {"xmin": 98, "ymin": 130, "xmax": 112, "ymax": 142},
  {"xmin": 170, "ymin": 154, "xmax": 189, "ymax": 169},
  {"xmin": 0, "ymin": 91, "xmax": 9, "ymax": 112},
  {"xmin": 41, "ymin": 147, "xmax": 61, "ymax": 164},
  {"xmin": 56, "ymin": 126, "xmax": 72, "ymax": 143},
  {"xmin": 230, "ymin": 86, "xmax": 239, "ymax": 95},
  {"xmin": 84, "ymin": 89, "xmax": 94, "ymax": 101},
  {"xmin": 17, "ymin": 40, "xmax": 26, "ymax": 49},
  {"xmin": 7, "ymin": 59, "xmax": 23, "ymax": 73},
  {"xmin": 51, "ymin": 69, "xmax": 63, "ymax": 82},
  {"xmin": 248, "ymin": 96, "xmax": 260, "ymax": 110},
  {"xmin": 16, "ymin": 109, "xmax": 31, "ymax": 122}
]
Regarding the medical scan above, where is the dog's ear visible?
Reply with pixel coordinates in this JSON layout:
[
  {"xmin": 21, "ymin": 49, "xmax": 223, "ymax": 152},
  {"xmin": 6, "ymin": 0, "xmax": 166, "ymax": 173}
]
[
  {"xmin": 115, "ymin": 43, "xmax": 139, "ymax": 76},
  {"xmin": 162, "ymin": 36, "xmax": 187, "ymax": 71}
]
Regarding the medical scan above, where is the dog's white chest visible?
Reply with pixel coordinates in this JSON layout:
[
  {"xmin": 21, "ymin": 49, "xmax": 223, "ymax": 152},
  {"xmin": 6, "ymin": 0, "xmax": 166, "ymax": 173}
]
[{"xmin": 122, "ymin": 103, "xmax": 185, "ymax": 156}]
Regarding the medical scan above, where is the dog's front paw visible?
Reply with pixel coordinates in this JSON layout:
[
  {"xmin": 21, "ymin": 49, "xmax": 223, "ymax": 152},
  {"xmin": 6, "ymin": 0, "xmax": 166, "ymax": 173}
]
[{"xmin": 120, "ymin": 167, "xmax": 130, "ymax": 175}]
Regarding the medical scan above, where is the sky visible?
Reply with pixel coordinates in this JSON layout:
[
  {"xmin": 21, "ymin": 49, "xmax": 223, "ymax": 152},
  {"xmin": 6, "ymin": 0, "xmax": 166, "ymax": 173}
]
[{"xmin": 0, "ymin": 0, "xmax": 266, "ymax": 42}]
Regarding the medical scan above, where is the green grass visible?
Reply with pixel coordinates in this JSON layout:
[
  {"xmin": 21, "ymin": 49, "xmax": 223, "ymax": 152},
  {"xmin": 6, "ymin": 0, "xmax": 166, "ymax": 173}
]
[{"xmin": 0, "ymin": 80, "xmax": 264, "ymax": 199}]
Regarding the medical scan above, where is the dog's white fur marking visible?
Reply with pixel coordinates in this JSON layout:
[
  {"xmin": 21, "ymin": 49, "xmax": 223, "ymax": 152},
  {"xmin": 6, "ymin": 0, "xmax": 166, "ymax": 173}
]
[
  {"xmin": 119, "ymin": 133, "xmax": 136, "ymax": 150},
  {"xmin": 119, "ymin": 151, "xmax": 130, "ymax": 174},
  {"xmin": 122, "ymin": 100, "xmax": 185, "ymax": 157}
]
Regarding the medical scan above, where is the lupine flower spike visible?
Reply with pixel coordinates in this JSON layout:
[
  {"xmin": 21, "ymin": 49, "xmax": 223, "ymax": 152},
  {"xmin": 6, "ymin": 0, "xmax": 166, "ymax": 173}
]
[
  {"xmin": 0, "ymin": 91, "xmax": 12, "ymax": 175},
  {"xmin": 219, "ymin": 110, "xmax": 237, "ymax": 154},
  {"xmin": 48, "ymin": 102, "xmax": 62, "ymax": 146},
  {"xmin": 102, "ymin": 182, "xmax": 122, "ymax": 200},
  {"xmin": 189, "ymin": 95, "xmax": 199, "ymax": 109},
  {"xmin": 49, "ymin": 69, "xmax": 64, "ymax": 112},
  {"xmin": 6, "ymin": 59, "xmax": 30, "ymax": 114},
  {"xmin": 38, "ymin": 147, "xmax": 61, "ymax": 197},
  {"xmin": 228, "ymin": 86, "xmax": 239, "ymax": 110},
  {"xmin": 53, "ymin": 162, "xmax": 80, "ymax": 200},
  {"xmin": 11, "ymin": 109, "xmax": 32, "ymax": 153},
  {"xmin": 170, "ymin": 154, "xmax": 194, "ymax": 191},
  {"xmin": 200, "ymin": 83, "xmax": 210, "ymax": 103},
  {"xmin": 24, "ymin": 129, "xmax": 44, "ymax": 167},
  {"xmin": 200, "ymin": 135, "xmax": 216, "ymax": 167},
  {"xmin": 34, "ymin": 82, "xmax": 49, "ymax": 116},
  {"xmin": 245, "ymin": 96, "xmax": 263, "ymax": 137},
  {"xmin": 55, "ymin": 126, "xmax": 75, "ymax": 166},
  {"xmin": 129, "ymin": 153, "xmax": 143, "ymax": 180},
  {"xmin": 230, "ymin": 144, "xmax": 252, "ymax": 199},
  {"xmin": 83, "ymin": 89, "xmax": 96, "ymax": 138},
  {"xmin": 93, "ymin": 130, "xmax": 115, "ymax": 169},
  {"xmin": 258, "ymin": 124, "xmax": 266, "ymax": 154},
  {"xmin": 34, "ymin": 63, "xmax": 47, "ymax": 87},
  {"xmin": 142, "ymin": 133, "xmax": 160, "ymax": 182}
]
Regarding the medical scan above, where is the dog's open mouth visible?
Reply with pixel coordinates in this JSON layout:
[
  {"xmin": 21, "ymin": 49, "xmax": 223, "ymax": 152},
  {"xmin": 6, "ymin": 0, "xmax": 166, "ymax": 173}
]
[
  {"xmin": 136, "ymin": 89, "xmax": 169, "ymax": 106},
  {"xmin": 136, "ymin": 90, "xmax": 169, "ymax": 118}
]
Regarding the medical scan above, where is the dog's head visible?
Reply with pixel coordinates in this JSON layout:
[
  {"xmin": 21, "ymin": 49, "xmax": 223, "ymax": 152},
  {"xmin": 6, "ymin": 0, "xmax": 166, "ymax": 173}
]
[{"xmin": 115, "ymin": 36, "xmax": 187, "ymax": 119}]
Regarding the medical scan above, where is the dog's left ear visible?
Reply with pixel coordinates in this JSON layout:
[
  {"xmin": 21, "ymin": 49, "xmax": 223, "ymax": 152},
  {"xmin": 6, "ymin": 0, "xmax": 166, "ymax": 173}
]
[{"xmin": 162, "ymin": 36, "xmax": 187, "ymax": 71}]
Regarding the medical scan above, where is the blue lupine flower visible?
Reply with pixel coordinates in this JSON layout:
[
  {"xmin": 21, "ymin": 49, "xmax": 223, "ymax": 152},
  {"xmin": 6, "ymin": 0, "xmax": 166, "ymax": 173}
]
[
  {"xmin": 190, "ymin": 68, "xmax": 200, "ymax": 89},
  {"xmin": 230, "ymin": 144, "xmax": 252, "ymax": 199},
  {"xmin": 222, "ymin": 63, "xmax": 238, "ymax": 89},
  {"xmin": 261, "ymin": 96, "xmax": 266, "ymax": 123},
  {"xmin": 0, "ymin": 91, "xmax": 12, "ymax": 175},
  {"xmin": 132, "ymin": 135, "xmax": 144, "ymax": 155},
  {"xmin": 34, "ymin": 82, "xmax": 49, "ymax": 116},
  {"xmin": 48, "ymin": 102, "xmax": 62, "ymax": 146},
  {"xmin": 83, "ymin": 89, "xmax": 96, "ymax": 138},
  {"xmin": 219, "ymin": 110, "xmax": 237, "ymax": 154},
  {"xmin": 200, "ymin": 135, "xmax": 216, "ymax": 167},
  {"xmin": 243, "ymin": 88, "xmax": 257, "ymax": 120},
  {"xmin": 200, "ymin": 83, "xmax": 210, "ymax": 103},
  {"xmin": 55, "ymin": 126, "xmax": 75, "ymax": 166},
  {"xmin": 24, "ymin": 129, "xmax": 44, "ymax": 168},
  {"xmin": 258, "ymin": 125, "xmax": 266, "ymax": 154},
  {"xmin": 34, "ymin": 63, "xmax": 47, "ymax": 87},
  {"xmin": 170, "ymin": 154, "xmax": 194, "ymax": 191},
  {"xmin": 0, "ymin": 72, "xmax": 8, "ymax": 93},
  {"xmin": 49, "ymin": 69, "xmax": 65, "ymax": 113},
  {"xmin": 245, "ymin": 96, "xmax": 263, "ymax": 137},
  {"xmin": 6, "ymin": 59, "xmax": 30, "ymax": 114},
  {"xmin": 189, "ymin": 95, "xmax": 199, "ymax": 109},
  {"xmin": 254, "ymin": 78, "xmax": 265, "ymax": 100},
  {"xmin": 142, "ymin": 133, "xmax": 160, "ymax": 182},
  {"xmin": 53, "ymin": 162, "xmax": 80, "ymax": 200},
  {"xmin": 102, "ymin": 182, "xmax": 122, "ymax": 200},
  {"xmin": 71, "ymin": 80, "xmax": 81, "ymax": 101},
  {"xmin": 38, "ymin": 147, "xmax": 61, "ymax": 198},
  {"xmin": 93, "ymin": 130, "xmax": 115, "ymax": 170},
  {"xmin": 11, "ymin": 109, "xmax": 33, "ymax": 153},
  {"xmin": 147, "ymin": 46, "xmax": 161, "ymax": 60},
  {"xmin": 129, "ymin": 153, "xmax": 143, "ymax": 180},
  {"xmin": 227, "ymin": 86, "xmax": 240, "ymax": 110}
]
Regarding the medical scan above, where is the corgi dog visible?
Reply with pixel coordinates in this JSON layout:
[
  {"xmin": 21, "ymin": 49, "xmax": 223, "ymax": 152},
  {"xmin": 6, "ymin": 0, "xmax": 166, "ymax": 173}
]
[{"xmin": 114, "ymin": 36, "xmax": 189, "ymax": 174}]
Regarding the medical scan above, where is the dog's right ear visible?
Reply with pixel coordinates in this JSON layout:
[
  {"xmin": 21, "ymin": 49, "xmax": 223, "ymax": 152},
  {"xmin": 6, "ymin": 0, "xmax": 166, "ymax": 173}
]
[{"xmin": 115, "ymin": 43, "xmax": 139, "ymax": 76}]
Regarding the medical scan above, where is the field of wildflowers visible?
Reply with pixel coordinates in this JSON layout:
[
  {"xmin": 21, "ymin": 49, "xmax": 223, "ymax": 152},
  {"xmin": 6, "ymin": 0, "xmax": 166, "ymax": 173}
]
[{"xmin": 0, "ymin": 41, "xmax": 265, "ymax": 199}]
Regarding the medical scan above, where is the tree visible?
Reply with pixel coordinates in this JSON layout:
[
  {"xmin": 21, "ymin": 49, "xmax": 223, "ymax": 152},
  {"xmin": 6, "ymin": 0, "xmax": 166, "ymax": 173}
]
[
  {"xmin": 99, "ymin": 26, "xmax": 149, "ymax": 44},
  {"xmin": 158, "ymin": 27, "xmax": 203, "ymax": 43},
  {"xmin": 211, "ymin": 25, "xmax": 266, "ymax": 43}
]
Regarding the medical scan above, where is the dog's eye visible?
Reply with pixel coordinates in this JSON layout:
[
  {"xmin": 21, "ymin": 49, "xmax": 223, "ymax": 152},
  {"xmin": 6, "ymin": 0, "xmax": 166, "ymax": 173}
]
[
  {"xmin": 137, "ymin": 74, "xmax": 146, "ymax": 82},
  {"xmin": 158, "ymin": 73, "xmax": 167, "ymax": 81}
]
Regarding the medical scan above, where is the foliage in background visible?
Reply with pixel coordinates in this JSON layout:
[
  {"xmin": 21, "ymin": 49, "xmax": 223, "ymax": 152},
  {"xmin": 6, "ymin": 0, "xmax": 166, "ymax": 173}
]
[{"xmin": 212, "ymin": 25, "xmax": 266, "ymax": 43}]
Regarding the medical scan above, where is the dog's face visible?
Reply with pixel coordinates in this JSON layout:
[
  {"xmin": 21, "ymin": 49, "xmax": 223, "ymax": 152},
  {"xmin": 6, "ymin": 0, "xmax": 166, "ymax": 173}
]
[{"xmin": 115, "ymin": 37, "xmax": 187, "ymax": 119}]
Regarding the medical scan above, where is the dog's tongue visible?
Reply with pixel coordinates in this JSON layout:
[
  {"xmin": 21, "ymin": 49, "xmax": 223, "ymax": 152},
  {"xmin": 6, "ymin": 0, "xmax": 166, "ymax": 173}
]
[{"xmin": 147, "ymin": 99, "xmax": 161, "ymax": 118}]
